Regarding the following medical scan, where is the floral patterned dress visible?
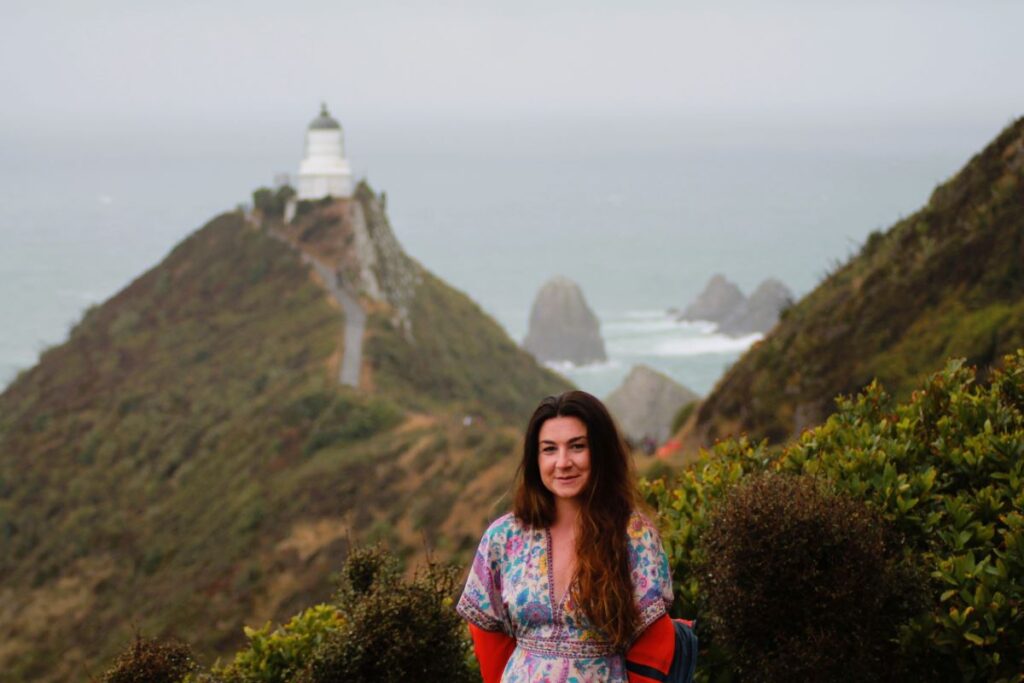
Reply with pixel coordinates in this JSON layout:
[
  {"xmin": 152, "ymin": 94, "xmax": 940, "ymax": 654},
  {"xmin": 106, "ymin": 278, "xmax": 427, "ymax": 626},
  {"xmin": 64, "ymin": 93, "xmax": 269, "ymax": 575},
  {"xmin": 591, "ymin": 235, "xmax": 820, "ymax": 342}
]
[{"xmin": 457, "ymin": 511, "xmax": 674, "ymax": 683}]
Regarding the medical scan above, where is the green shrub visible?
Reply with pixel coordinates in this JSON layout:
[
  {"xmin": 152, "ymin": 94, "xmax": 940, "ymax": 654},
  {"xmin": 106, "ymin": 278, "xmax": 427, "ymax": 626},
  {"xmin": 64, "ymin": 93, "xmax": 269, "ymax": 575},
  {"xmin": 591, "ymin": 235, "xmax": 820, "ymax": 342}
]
[
  {"xmin": 779, "ymin": 356, "xmax": 1024, "ymax": 681},
  {"xmin": 213, "ymin": 605, "xmax": 344, "ymax": 683},
  {"xmin": 300, "ymin": 545, "xmax": 475, "ymax": 683},
  {"xmin": 100, "ymin": 636, "xmax": 198, "ymax": 683},
  {"xmin": 303, "ymin": 395, "xmax": 403, "ymax": 455},
  {"xmin": 646, "ymin": 351, "xmax": 1024, "ymax": 682},
  {"xmin": 200, "ymin": 546, "xmax": 473, "ymax": 683},
  {"xmin": 252, "ymin": 186, "xmax": 296, "ymax": 220},
  {"xmin": 642, "ymin": 437, "xmax": 776, "ymax": 678},
  {"xmin": 701, "ymin": 473, "xmax": 921, "ymax": 681},
  {"xmin": 282, "ymin": 392, "xmax": 333, "ymax": 426},
  {"xmin": 336, "ymin": 543, "xmax": 401, "ymax": 599}
]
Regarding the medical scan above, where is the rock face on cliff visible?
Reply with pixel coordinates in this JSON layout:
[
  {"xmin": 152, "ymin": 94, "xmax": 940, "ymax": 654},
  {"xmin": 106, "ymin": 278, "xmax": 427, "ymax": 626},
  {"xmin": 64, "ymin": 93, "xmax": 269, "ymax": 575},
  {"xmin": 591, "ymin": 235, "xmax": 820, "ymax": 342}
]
[
  {"xmin": 605, "ymin": 364, "xmax": 700, "ymax": 443},
  {"xmin": 687, "ymin": 117, "xmax": 1024, "ymax": 448},
  {"xmin": 275, "ymin": 183, "xmax": 421, "ymax": 337},
  {"xmin": 719, "ymin": 278, "xmax": 793, "ymax": 336},
  {"xmin": 679, "ymin": 274, "xmax": 746, "ymax": 324},
  {"xmin": 523, "ymin": 276, "xmax": 607, "ymax": 365}
]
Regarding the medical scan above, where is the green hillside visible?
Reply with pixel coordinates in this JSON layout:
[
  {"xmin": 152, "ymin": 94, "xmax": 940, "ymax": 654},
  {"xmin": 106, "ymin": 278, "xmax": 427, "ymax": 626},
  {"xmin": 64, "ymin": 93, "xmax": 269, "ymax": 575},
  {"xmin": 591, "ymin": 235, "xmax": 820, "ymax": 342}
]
[
  {"xmin": 0, "ymin": 191, "xmax": 569, "ymax": 681},
  {"xmin": 688, "ymin": 117, "xmax": 1024, "ymax": 447}
]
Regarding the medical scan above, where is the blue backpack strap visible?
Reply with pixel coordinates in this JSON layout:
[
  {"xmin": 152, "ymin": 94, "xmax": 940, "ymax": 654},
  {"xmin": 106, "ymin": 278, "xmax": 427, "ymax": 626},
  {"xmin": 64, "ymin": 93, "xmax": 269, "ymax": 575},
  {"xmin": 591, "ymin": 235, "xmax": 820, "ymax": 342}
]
[
  {"xmin": 624, "ymin": 660, "xmax": 671, "ymax": 682},
  {"xmin": 667, "ymin": 620, "xmax": 698, "ymax": 683}
]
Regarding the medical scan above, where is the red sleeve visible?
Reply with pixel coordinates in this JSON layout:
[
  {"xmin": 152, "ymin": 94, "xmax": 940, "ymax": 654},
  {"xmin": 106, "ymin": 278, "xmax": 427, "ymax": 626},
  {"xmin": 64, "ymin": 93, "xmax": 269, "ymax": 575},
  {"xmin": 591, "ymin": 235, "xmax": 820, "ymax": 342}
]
[
  {"xmin": 625, "ymin": 614, "xmax": 675, "ymax": 683},
  {"xmin": 468, "ymin": 623, "xmax": 516, "ymax": 683}
]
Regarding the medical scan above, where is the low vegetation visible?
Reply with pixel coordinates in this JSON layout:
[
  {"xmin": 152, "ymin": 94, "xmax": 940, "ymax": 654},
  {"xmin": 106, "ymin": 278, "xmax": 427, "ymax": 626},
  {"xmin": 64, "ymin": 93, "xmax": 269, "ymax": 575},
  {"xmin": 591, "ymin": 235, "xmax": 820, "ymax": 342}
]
[
  {"xmin": 102, "ymin": 546, "xmax": 474, "ymax": 683},
  {"xmin": 99, "ymin": 637, "xmax": 199, "ymax": 683},
  {"xmin": 701, "ymin": 474, "xmax": 921, "ymax": 681},
  {"xmin": 252, "ymin": 186, "xmax": 296, "ymax": 220},
  {"xmin": 648, "ymin": 351, "xmax": 1024, "ymax": 681}
]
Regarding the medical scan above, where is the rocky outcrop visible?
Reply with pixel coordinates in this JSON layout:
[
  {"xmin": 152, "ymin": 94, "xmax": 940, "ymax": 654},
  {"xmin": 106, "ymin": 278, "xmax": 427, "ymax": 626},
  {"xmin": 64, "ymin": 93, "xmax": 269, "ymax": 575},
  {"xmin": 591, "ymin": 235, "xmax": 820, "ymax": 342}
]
[
  {"xmin": 523, "ymin": 277, "xmax": 607, "ymax": 365},
  {"xmin": 605, "ymin": 365, "xmax": 700, "ymax": 443},
  {"xmin": 350, "ymin": 182, "xmax": 421, "ymax": 337},
  {"xmin": 678, "ymin": 274, "xmax": 791, "ymax": 337},
  {"xmin": 274, "ymin": 183, "xmax": 422, "ymax": 340},
  {"xmin": 678, "ymin": 274, "xmax": 745, "ymax": 324},
  {"xmin": 719, "ymin": 278, "xmax": 793, "ymax": 336}
]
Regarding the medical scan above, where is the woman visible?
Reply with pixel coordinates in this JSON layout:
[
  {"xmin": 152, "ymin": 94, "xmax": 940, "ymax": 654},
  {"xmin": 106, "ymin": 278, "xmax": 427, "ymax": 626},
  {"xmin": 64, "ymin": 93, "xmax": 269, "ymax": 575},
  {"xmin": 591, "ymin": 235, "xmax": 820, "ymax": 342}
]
[{"xmin": 457, "ymin": 391, "xmax": 684, "ymax": 682}]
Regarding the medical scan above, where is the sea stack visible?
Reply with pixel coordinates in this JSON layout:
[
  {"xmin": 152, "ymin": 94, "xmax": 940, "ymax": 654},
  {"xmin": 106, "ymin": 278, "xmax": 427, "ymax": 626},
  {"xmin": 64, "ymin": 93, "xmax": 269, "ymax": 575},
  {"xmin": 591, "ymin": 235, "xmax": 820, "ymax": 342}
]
[
  {"xmin": 719, "ymin": 278, "xmax": 793, "ymax": 336},
  {"xmin": 605, "ymin": 364, "xmax": 700, "ymax": 443},
  {"xmin": 679, "ymin": 274, "xmax": 746, "ymax": 324},
  {"xmin": 678, "ymin": 274, "xmax": 792, "ymax": 337},
  {"xmin": 523, "ymin": 276, "xmax": 607, "ymax": 365}
]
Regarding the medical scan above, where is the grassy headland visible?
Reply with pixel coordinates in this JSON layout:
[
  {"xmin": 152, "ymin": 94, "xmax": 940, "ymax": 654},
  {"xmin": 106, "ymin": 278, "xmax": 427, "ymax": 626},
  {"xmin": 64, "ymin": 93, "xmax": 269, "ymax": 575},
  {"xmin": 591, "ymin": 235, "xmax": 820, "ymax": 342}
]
[{"xmin": 0, "ymin": 189, "xmax": 570, "ymax": 681}]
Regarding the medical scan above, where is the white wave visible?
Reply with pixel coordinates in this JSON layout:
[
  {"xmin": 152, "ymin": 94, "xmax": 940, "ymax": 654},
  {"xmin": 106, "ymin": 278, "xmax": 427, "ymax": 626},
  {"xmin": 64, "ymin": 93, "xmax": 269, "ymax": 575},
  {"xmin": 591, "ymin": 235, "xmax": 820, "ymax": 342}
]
[
  {"xmin": 545, "ymin": 359, "xmax": 623, "ymax": 374},
  {"xmin": 621, "ymin": 309, "xmax": 671, "ymax": 320},
  {"xmin": 651, "ymin": 332, "xmax": 762, "ymax": 357},
  {"xmin": 603, "ymin": 315, "xmax": 715, "ymax": 336}
]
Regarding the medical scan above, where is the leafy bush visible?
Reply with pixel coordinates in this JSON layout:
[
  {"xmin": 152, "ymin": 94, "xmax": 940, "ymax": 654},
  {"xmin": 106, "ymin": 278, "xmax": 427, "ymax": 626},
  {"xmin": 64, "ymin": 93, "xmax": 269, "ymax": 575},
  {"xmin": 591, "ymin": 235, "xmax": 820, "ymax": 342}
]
[
  {"xmin": 165, "ymin": 546, "xmax": 474, "ymax": 683},
  {"xmin": 646, "ymin": 351, "xmax": 1024, "ymax": 682},
  {"xmin": 252, "ymin": 186, "xmax": 296, "ymax": 220},
  {"xmin": 642, "ymin": 437, "xmax": 774, "ymax": 678},
  {"xmin": 100, "ymin": 636, "xmax": 198, "ymax": 683},
  {"xmin": 701, "ymin": 473, "xmax": 921, "ymax": 681},
  {"xmin": 213, "ymin": 605, "xmax": 344, "ymax": 683},
  {"xmin": 300, "ymin": 545, "xmax": 475, "ymax": 683},
  {"xmin": 302, "ymin": 395, "xmax": 403, "ymax": 455}
]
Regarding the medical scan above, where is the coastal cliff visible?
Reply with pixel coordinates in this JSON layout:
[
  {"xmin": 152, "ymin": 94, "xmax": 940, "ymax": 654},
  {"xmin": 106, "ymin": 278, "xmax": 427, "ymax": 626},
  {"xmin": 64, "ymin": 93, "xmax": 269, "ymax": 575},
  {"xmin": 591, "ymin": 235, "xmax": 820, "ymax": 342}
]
[
  {"xmin": 686, "ymin": 117, "xmax": 1024, "ymax": 447},
  {"xmin": 0, "ymin": 184, "xmax": 570, "ymax": 681}
]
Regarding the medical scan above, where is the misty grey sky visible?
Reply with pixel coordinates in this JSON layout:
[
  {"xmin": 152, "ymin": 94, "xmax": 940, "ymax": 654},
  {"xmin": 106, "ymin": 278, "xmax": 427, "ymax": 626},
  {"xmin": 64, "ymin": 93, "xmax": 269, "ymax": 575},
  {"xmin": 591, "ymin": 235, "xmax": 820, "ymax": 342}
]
[{"xmin": 3, "ymin": 0, "xmax": 1022, "ymax": 132}]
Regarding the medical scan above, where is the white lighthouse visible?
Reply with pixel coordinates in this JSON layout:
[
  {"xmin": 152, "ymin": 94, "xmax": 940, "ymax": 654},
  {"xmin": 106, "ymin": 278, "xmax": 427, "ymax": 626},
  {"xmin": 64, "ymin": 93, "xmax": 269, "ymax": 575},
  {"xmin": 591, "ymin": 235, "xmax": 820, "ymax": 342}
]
[{"xmin": 296, "ymin": 103, "xmax": 354, "ymax": 200}]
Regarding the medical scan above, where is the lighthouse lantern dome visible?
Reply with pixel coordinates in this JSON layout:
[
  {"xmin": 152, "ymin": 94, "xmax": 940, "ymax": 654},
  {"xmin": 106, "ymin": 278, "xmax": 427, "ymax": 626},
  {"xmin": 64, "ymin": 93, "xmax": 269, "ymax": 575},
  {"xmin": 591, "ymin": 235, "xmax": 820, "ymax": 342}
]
[{"xmin": 296, "ymin": 102, "xmax": 353, "ymax": 201}]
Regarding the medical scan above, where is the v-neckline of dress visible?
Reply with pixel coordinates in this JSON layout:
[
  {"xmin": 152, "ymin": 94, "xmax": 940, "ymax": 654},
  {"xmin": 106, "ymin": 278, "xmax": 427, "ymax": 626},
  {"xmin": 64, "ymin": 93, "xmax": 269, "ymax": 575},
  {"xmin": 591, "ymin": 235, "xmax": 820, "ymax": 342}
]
[{"xmin": 544, "ymin": 527, "xmax": 574, "ymax": 615}]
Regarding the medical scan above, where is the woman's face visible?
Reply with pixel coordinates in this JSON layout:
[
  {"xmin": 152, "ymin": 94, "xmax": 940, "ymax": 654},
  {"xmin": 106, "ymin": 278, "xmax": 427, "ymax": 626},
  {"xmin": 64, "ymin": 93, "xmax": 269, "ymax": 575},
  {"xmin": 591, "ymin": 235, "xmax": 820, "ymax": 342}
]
[{"xmin": 538, "ymin": 415, "xmax": 591, "ymax": 502}]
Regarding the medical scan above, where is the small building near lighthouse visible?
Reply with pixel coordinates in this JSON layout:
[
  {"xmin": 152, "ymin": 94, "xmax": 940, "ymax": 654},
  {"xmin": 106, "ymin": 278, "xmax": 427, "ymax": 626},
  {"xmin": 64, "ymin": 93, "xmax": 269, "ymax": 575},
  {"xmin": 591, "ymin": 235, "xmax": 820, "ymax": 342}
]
[{"xmin": 296, "ymin": 103, "xmax": 353, "ymax": 200}]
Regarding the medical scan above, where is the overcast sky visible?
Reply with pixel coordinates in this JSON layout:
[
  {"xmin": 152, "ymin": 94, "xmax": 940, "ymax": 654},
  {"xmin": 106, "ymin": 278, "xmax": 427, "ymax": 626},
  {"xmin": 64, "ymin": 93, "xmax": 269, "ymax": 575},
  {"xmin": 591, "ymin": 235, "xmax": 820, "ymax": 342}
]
[{"xmin": 2, "ymin": 1, "xmax": 1022, "ymax": 132}]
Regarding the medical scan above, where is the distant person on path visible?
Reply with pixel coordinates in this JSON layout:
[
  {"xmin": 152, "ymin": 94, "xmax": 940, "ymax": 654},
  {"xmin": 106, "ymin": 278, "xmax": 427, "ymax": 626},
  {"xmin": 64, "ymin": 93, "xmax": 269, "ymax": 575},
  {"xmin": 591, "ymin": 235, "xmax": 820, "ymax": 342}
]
[{"xmin": 457, "ymin": 391, "xmax": 696, "ymax": 682}]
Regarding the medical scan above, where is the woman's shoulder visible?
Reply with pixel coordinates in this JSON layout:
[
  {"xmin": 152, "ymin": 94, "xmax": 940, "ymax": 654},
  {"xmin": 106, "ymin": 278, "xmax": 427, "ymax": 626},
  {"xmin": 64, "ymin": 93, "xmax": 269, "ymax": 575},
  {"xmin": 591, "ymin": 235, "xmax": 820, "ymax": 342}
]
[
  {"xmin": 472, "ymin": 512, "xmax": 531, "ymax": 563},
  {"xmin": 480, "ymin": 511, "xmax": 527, "ymax": 544},
  {"xmin": 626, "ymin": 509, "xmax": 661, "ymax": 540}
]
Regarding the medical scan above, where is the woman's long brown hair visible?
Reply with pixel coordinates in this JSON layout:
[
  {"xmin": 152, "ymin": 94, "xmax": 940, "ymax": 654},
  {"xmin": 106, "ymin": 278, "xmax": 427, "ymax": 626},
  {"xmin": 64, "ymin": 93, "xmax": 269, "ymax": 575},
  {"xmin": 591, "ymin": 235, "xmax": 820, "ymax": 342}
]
[{"xmin": 513, "ymin": 391, "xmax": 639, "ymax": 650}]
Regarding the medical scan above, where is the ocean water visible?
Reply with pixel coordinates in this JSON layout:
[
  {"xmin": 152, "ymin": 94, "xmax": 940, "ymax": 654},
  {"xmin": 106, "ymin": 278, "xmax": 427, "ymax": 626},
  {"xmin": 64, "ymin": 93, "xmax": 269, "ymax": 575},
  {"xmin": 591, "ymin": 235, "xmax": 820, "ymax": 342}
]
[{"xmin": 0, "ymin": 116, "xmax": 997, "ymax": 398}]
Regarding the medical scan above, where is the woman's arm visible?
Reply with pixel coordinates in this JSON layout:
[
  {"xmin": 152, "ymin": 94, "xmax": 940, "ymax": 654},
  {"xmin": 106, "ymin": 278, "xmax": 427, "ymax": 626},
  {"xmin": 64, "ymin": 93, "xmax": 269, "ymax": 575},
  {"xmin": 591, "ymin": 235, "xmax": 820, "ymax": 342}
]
[
  {"xmin": 625, "ymin": 614, "xmax": 675, "ymax": 683},
  {"xmin": 468, "ymin": 623, "xmax": 516, "ymax": 683},
  {"xmin": 626, "ymin": 615, "xmax": 698, "ymax": 683},
  {"xmin": 457, "ymin": 514, "xmax": 518, "ymax": 681}
]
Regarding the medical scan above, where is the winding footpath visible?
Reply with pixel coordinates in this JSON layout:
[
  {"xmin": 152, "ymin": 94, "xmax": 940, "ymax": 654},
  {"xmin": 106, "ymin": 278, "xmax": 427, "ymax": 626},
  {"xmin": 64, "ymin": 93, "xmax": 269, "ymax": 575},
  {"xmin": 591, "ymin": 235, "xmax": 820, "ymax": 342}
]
[{"xmin": 265, "ymin": 226, "xmax": 365, "ymax": 387}]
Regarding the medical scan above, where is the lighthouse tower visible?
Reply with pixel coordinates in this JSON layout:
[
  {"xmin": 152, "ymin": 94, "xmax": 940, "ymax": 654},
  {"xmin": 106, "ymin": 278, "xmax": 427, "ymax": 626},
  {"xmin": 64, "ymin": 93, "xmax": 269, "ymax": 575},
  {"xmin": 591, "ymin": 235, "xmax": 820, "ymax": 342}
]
[{"xmin": 296, "ymin": 103, "xmax": 353, "ymax": 200}]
